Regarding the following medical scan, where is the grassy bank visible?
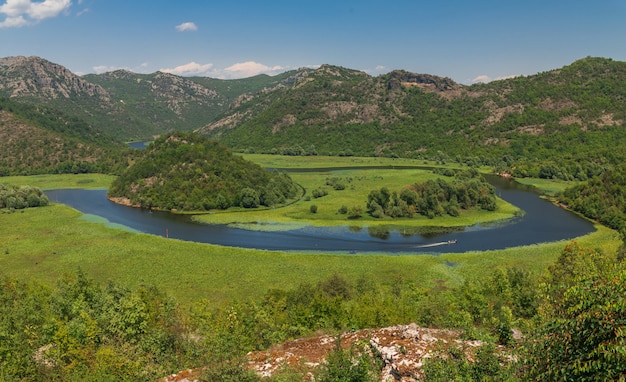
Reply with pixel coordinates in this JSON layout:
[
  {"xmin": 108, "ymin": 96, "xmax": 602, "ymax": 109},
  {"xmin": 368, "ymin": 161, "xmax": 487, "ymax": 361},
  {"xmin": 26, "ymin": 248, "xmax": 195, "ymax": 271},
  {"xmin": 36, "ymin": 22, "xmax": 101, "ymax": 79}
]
[
  {"xmin": 0, "ymin": 173, "xmax": 116, "ymax": 190},
  {"xmin": 0, "ymin": 202, "xmax": 619, "ymax": 307}
]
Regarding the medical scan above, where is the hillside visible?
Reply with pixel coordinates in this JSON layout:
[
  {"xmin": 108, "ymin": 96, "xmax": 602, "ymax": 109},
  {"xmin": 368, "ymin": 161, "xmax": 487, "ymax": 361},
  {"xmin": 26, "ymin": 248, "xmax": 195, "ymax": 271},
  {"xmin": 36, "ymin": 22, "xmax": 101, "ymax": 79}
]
[
  {"xmin": 0, "ymin": 56, "xmax": 310, "ymax": 140},
  {"xmin": 0, "ymin": 97, "xmax": 127, "ymax": 175},
  {"xmin": 107, "ymin": 131, "xmax": 299, "ymax": 211},
  {"xmin": 199, "ymin": 57, "xmax": 626, "ymax": 174}
]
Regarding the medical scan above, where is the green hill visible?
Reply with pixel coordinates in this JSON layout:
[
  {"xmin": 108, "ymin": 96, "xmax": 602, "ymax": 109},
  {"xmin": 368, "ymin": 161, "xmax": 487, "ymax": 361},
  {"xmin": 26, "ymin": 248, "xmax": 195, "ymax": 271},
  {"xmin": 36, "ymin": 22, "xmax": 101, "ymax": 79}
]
[
  {"xmin": 199, "ymin": 57, "xmax": 626, "ymax": 178},
  {"xmin": 107, "ymin": 132, "xmax": 299, "ymax": 211},
  {"xmin": 0, "ymin": 97, "xmax": 128, "ymax": 176}
]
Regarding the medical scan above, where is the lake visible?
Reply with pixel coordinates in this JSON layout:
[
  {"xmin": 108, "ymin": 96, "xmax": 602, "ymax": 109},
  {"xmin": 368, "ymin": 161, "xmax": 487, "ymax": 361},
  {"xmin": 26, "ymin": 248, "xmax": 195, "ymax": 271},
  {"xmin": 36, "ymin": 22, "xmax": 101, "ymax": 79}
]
[{"xmin": 45, "ymin": 175, "xmax": 595, "ymax": 254}]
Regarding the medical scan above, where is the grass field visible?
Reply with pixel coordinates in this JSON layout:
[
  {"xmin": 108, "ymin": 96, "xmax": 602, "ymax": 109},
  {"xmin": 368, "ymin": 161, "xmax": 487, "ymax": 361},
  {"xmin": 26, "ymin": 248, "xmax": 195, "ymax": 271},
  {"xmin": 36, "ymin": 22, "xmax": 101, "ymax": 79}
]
[
  {"xmin": 193, "ymin": 166, "xmax": 519, "ymax": 230},
  {"xmin": 1, "ymin": 156, "xmax": 620, "ymax": 307}
]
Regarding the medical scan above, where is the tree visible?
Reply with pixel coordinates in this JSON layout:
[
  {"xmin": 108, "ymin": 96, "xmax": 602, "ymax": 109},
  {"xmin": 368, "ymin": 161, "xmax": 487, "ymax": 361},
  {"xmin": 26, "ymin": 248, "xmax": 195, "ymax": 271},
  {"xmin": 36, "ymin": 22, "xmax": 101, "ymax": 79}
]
[
  {"xmin": 240, "ymin": 188, "xmax": 260, "ymax": 208},
  {"xmin": 523, "ymin": 242, "xmax": 626, "ymax": 381}
]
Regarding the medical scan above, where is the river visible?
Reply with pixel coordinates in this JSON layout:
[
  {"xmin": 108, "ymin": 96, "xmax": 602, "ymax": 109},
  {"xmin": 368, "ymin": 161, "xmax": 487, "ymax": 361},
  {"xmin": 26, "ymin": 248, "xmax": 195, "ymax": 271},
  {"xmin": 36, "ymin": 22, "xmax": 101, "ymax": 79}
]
[{"xmin": 44, "ymin": 174, "xmax": 594, "ymax": 254}]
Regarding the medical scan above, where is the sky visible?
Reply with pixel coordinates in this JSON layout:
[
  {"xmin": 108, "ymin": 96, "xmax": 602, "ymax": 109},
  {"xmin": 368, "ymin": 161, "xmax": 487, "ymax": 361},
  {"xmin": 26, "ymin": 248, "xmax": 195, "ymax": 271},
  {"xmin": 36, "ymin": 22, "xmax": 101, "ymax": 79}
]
[{"xmin": 1, "ymin": 0, "xmax": 625, "ymax": 84}]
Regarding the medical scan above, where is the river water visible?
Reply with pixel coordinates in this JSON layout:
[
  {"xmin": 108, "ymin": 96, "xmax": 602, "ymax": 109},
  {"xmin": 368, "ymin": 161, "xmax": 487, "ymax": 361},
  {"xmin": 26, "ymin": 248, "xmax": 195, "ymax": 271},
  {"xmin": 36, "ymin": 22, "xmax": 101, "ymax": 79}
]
[{"xmin": 44, "ymin": 174, "xmax": 594, "ymax": 254}]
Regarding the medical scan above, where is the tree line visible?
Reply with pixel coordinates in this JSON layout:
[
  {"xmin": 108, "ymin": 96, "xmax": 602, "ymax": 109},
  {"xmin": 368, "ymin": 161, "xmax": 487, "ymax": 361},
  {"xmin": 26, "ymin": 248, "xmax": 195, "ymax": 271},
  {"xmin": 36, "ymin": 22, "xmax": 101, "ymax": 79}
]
[{"xmin": 559, "ymin": 164, "xmax": 626, "ymax": 234}]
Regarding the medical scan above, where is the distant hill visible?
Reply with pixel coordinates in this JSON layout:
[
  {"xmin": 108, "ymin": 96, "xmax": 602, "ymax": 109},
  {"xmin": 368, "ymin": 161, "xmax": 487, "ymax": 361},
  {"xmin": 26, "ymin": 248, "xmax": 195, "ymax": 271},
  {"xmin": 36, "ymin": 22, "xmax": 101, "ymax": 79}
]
[
  {"xmin": 199, "ymin": 58, "xmax": 626, "ymax": 167},
  {"xmin": 0, "ymin": 97, "xmax": 128, "ymax": 175},
  {"xmin": 107, "ymin": 132, "xmax": 299, "ymax": 211},
  {"xmin": 0, "ymin": 56, "xmax": 307, "ymax": 140}
]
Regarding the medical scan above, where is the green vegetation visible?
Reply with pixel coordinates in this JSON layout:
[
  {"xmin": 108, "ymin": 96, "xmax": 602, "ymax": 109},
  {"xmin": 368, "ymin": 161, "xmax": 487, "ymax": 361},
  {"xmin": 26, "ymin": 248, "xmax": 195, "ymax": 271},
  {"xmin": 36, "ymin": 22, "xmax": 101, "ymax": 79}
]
[
  {"xmin": 1, "ymin": 239, "xmax": 624, "ymax": 380},
  {"xmin": 192, "ymin": 158, "xmax": 517, "ymax": 231},
  {"xmin": 0, "ymin": 97, "xmax": 129, "ymax": 176},
  {"xmin": 367, "ymin": 169, "xmax": 496, "ymax": 219},
  {"xmin": 108, "ymin": 132, "xmax": 299, "ymax": 211},
  {"xmin": 0, "ymin": 184, "xmax": 49, "ymax": 210},
  {"xmin": 202, "ymin": 58, "xmax": 626, "ymax": 182},
  {"xmin": 0, "ymin": 174, "xmax": 116, "ymax": 190},
  {"xmin": 0, "ymin": 163, "xmax": 623, "ymax": 379},
  {"xmin": 524, "ymin": 242, "xmax": 626, "ymax": 380},
  {"xmin": 3, "ymin": 54, "xmax": 626, "ymax": 379},
  {"xmin": 560, "ymin": 163, "xmax": 626, "ymax": 233}
]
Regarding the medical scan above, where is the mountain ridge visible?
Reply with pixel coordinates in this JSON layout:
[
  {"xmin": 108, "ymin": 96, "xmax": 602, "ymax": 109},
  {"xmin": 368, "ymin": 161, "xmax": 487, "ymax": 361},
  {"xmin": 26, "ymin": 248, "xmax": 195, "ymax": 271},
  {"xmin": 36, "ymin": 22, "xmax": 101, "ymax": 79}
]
[{"xmin": 1, "ymin": 55, "xmax": 625, "ymax": 172}]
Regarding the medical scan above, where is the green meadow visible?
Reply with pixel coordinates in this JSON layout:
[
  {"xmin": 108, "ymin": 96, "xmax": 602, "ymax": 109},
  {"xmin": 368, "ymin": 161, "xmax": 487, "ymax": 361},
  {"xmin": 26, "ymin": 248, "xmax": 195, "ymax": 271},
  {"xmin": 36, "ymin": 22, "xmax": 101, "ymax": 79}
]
[{"xmin": 0, "ymin": 156, "xmax": 620, "ymax": 307}]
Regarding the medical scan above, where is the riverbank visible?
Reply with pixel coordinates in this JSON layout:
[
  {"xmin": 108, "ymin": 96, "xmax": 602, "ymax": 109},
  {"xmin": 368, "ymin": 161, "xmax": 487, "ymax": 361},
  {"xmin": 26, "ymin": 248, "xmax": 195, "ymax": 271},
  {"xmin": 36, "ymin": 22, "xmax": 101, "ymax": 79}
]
[{"xmin": 0, "ymin": 201, "xmax": 619, "ymax": 306}]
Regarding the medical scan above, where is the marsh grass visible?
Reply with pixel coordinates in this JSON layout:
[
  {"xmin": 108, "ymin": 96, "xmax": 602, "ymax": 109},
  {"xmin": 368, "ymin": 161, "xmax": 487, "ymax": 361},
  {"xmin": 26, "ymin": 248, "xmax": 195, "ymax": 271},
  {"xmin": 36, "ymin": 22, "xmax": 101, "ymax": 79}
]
[
  {"xmin": 514, "ymin": 177, "xmax": 581, "ymax": 196},
  {"xmin": 0, "ymin": 203, "xmax": 619, "ymax": 307},
  {"xmin": 0, "ymin": 173, "xmax": 116, "ymax": 190}
]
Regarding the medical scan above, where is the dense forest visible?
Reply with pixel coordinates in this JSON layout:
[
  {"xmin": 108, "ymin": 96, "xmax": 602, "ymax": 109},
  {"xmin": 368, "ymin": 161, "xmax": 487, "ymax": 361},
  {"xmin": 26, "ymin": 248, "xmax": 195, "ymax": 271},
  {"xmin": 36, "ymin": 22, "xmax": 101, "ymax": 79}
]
[
  {"xmin": 108, "ymin": 132, "xmax": 299, "ymax": 211},
  {"xmin": 202, "ymin": 57, "xmax": 626, "ymax": 180},
  {"xmin": 1, "ymin": 241, "xmax": 624, "ymax": 380}
]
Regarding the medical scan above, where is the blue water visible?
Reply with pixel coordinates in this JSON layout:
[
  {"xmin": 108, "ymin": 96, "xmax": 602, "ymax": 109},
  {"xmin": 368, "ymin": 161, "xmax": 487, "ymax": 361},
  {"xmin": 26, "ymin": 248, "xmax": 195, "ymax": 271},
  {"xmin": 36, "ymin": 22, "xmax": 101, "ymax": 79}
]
[{"xmin": 45, "ymin": 175, "xmax": 595, "ymax": 254}]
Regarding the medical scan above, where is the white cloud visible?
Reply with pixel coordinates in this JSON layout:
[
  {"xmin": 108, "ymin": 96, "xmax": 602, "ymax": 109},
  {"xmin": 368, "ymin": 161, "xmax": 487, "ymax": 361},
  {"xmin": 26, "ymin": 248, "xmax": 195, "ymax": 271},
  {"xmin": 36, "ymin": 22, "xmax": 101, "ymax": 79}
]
[
  {"xmin": 160, "ymin": 61, "xmax": 214, "ymax": 76},
  {"xmin": 175, "ymin": 21, "xmax": 197, "ymax": 32},
  {"xmin": 0, "ymin": 0, "xmax": 71, "ymax": 28},
  {"xmin": 93, "ymin": 65, "xmax": 121, "ymax": 74},
  {"xmin": 471, "ymin": 74, "xmax": 518, "ymax": 84},
  {"xmin": 221, "ymin": 61, "xmax": 285, "ymax": 79},
  {"xmin": 471, "ymin": 75, "xmax": 491, "ymax": 83},
  {"xmin": 92, "ymin": 62, "xmax": 152, "ymax": 74}
]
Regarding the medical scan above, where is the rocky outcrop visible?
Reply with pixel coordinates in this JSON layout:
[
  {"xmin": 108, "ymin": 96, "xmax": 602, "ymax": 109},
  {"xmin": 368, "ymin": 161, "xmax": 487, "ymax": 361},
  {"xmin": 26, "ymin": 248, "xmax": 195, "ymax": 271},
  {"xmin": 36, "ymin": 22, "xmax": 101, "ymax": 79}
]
[
  {"xmin": 0, "ymin": 56, "xmax": 110, "ymax": 100},
  {"xmin": 387, "ymin": 70, "xmax": 463, "ymax": 93},
  {"xmin": 161, "ymin": 323, "xmax": 508, "ymax": 382}
]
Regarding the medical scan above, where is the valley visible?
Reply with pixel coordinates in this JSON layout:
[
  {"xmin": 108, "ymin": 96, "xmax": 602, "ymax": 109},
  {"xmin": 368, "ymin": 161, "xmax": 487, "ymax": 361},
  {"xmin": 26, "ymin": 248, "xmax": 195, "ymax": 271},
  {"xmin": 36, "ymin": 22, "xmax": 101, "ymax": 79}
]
[{"xmin": 1, "ymin": 55, "xmax": 625, "ymax": 381}]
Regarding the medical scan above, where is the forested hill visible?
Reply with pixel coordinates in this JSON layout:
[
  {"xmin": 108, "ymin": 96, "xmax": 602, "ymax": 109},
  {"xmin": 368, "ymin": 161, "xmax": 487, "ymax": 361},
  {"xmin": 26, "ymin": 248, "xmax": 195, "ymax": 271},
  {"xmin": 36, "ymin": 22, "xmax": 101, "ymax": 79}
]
[
  {"xmin": 2, "ymin": 55, "xmax": 625, "ymax": 162},
  {"xmin": 0, "ymin": 56, "xmax": 308, "ymax": 140},
  {"xmin": 199, "ymin": 57, "xmax": 626, "ymax": 170},
  {"xmin": 107, "ymin": 132, "xmax": 299, "ymax": 211},
  {"xmin": 0, "ymin": 97, "xmax": 128, "ymax": 176}
]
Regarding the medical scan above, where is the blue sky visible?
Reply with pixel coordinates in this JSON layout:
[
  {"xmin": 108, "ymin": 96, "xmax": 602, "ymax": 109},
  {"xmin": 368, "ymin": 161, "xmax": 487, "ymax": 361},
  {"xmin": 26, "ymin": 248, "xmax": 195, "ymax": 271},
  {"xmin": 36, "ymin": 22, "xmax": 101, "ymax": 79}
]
[{"xmin": 1, "ymin": 0, "xmax": 625, "ymax": 83}]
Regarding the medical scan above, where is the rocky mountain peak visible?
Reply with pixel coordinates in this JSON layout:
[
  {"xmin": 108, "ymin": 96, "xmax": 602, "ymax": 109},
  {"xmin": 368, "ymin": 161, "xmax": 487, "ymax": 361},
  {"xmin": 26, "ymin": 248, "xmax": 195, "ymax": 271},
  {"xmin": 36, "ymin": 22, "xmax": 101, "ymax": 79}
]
[
  {"xmin": 0, "ymin": 55, "xmax": 110, "ymax": 100},
  {"xmin": 387, "ymin": 69, "xmax": 463, "ymax": 93}
]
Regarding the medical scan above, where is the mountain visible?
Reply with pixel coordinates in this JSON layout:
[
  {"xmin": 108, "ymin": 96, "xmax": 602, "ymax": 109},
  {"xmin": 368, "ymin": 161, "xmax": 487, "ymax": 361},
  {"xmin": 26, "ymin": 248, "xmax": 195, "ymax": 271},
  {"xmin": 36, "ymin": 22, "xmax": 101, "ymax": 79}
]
[
  {"xmin": 0, "ymin": 56, "xmax": 307, "ymax": 140},
  {"xmin": 2, "ymin": 55, "xmax": 625, "ymax": 175},
  {"xmin": 0, "ymin": 97, "xmax": 128, "ymax": 175},
  {"xmin": 198, "ymin": 57, "xmax": 626, "ymax": 167}
]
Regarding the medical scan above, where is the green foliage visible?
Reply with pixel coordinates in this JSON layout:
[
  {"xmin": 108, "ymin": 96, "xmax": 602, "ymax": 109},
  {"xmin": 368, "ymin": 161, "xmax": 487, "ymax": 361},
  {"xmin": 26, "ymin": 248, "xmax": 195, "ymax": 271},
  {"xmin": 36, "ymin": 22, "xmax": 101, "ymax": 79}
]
[
  {"xmin": 560, "ymin": 164, "xmax": 626, "ymax": 233},
  {"xmin": 316, "ymin": 338, "xmax": 380, "ymax": 382},
  {"xmin": 202, "ymin": 58, "xmax": 626, "ymax": 177},
  {"xmin": 0, "ymin": 183, "xmax": 49, "ymax": 210},
  {"xmin": 366, "ymin": 170, "xmax": 496, "ymax": 219},
  {"xmin": 523, "ymin": 242, "xmax": 626, "ymax": 381},
  {"xmin": 422, "ymin": 343, "xmax": 518, "ymax": 381},
  {"xmin": 108, "ymin": 132, "xmax": 299, "ymax": 211},
  {"xmin": 0, "ymin": 270, "xmax": 205, "ymax": 381}
]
